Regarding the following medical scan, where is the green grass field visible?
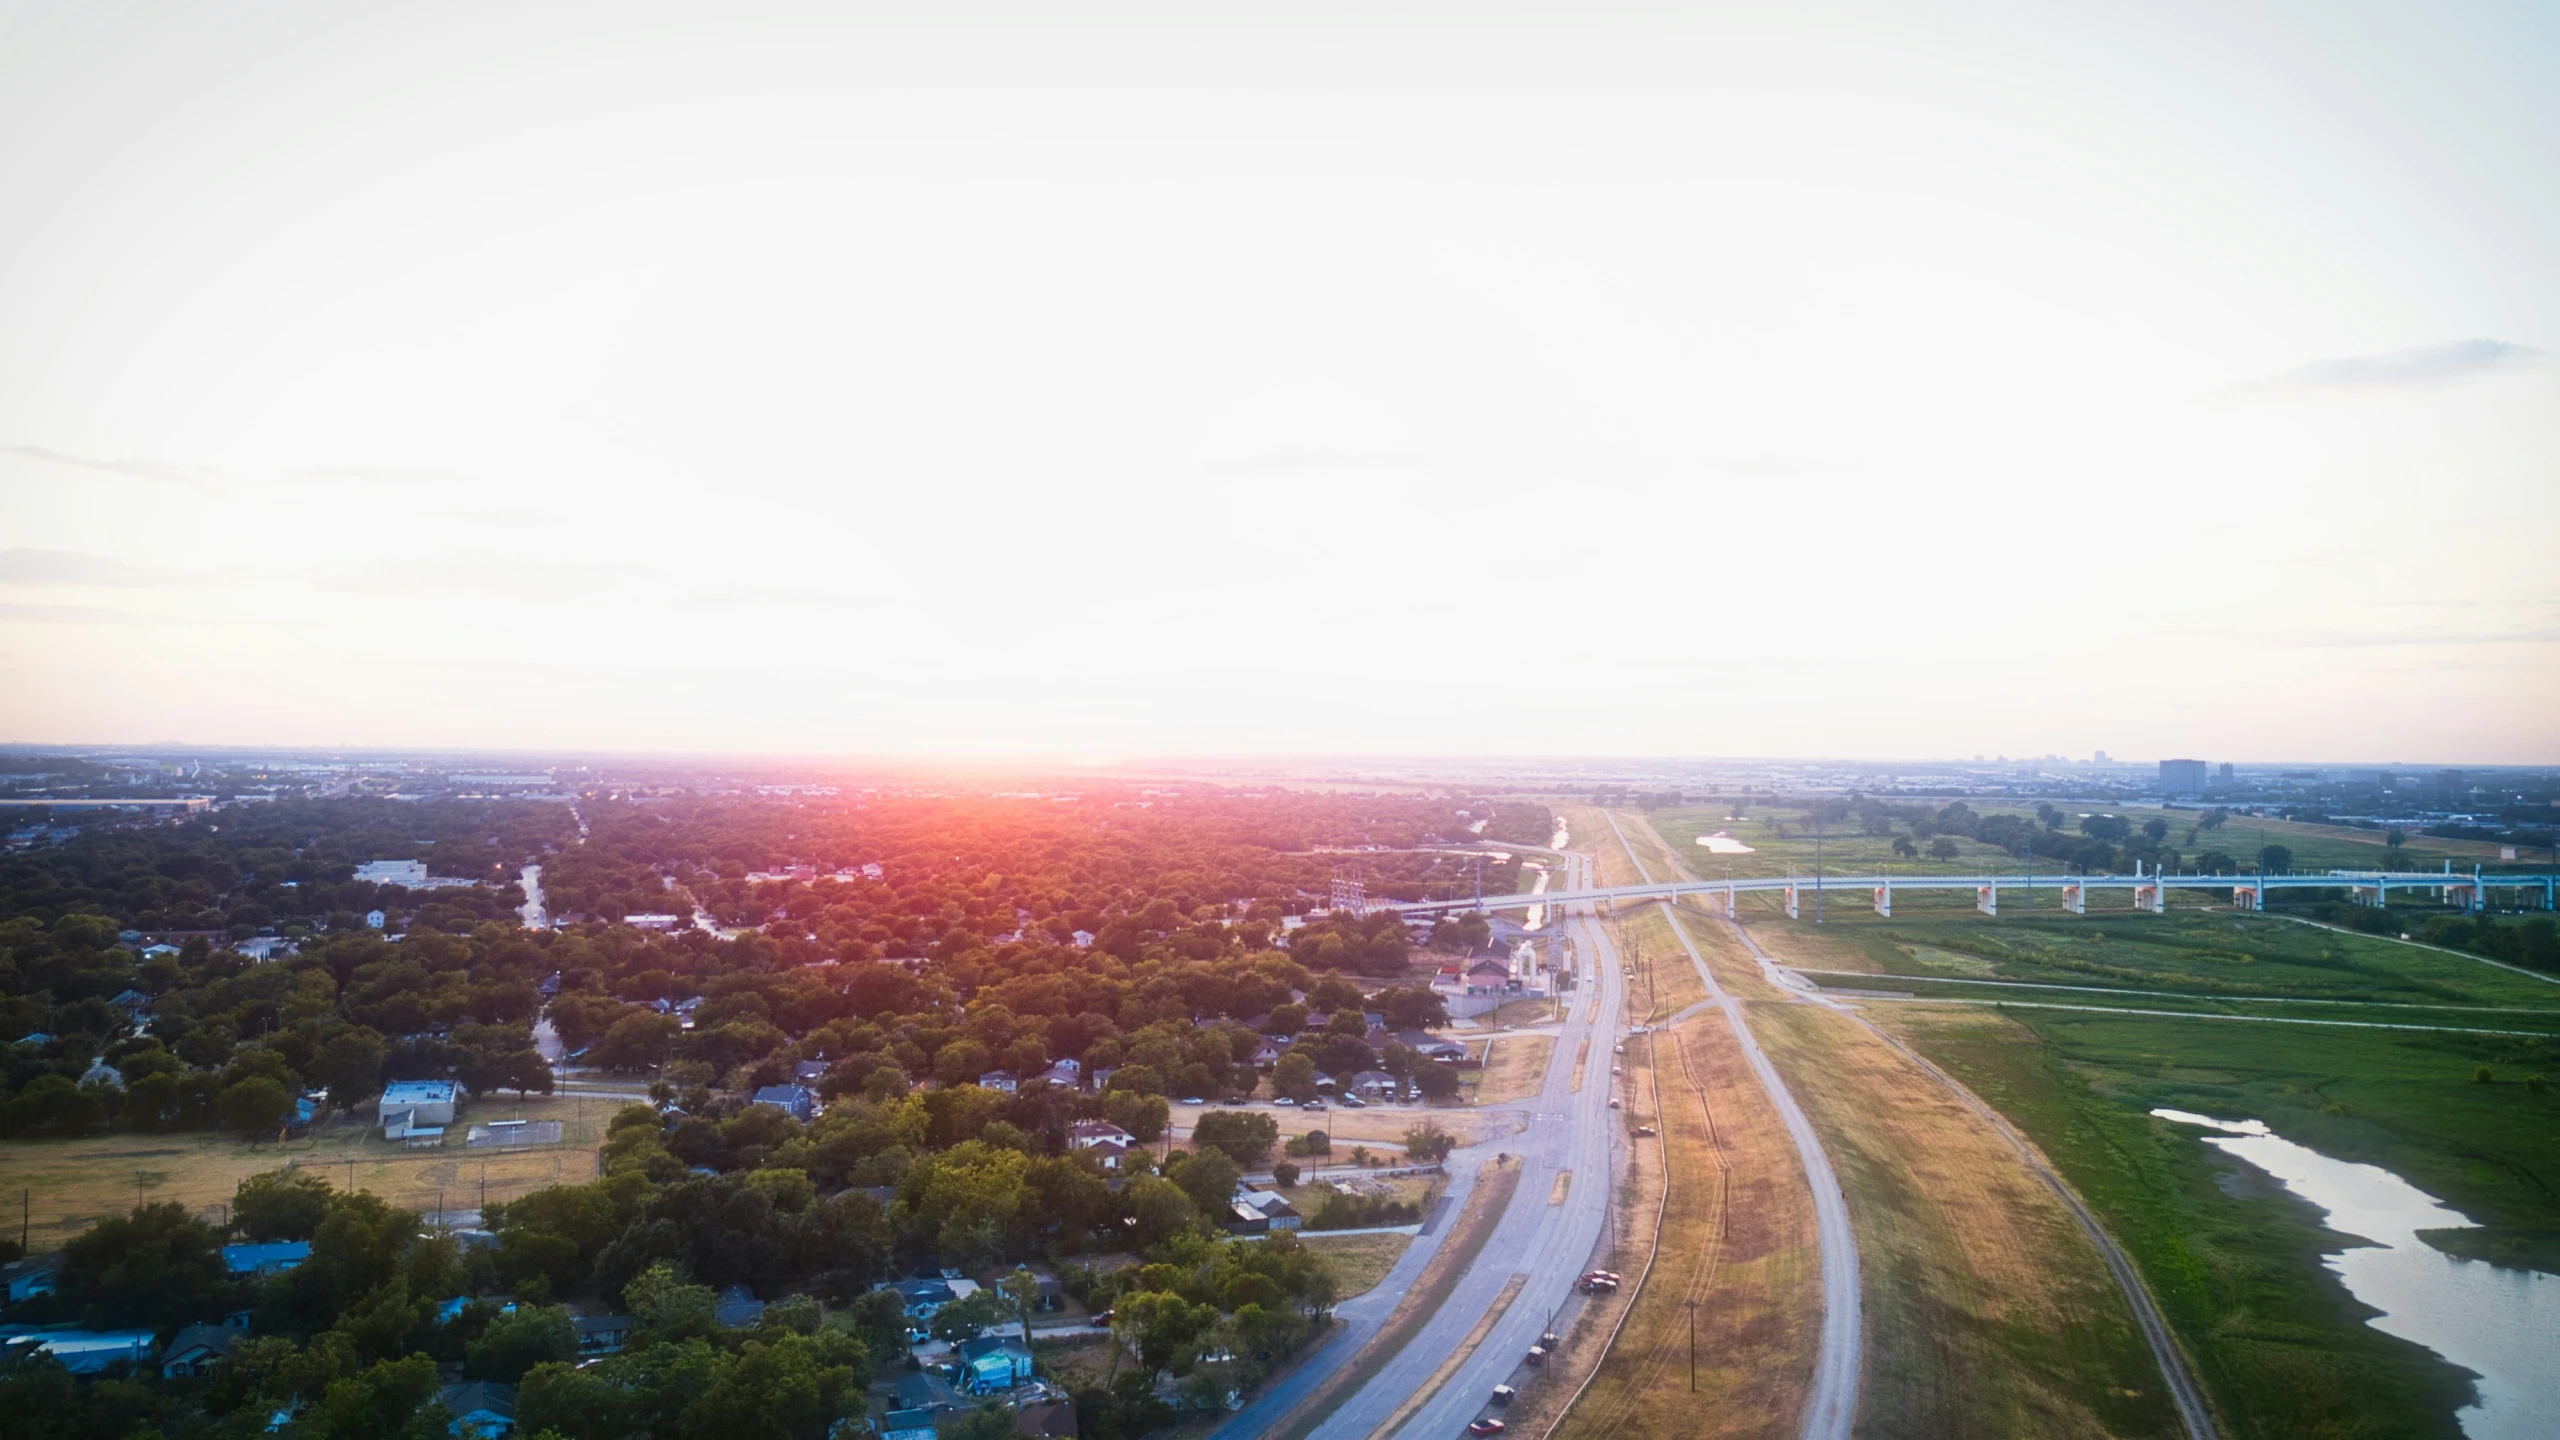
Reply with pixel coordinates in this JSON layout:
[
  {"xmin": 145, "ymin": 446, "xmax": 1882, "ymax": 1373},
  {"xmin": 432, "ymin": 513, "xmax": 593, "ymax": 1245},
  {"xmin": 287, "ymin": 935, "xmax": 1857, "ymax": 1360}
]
[
  {"xmin": 1871, "ymin": 988, "xmax": 2560, "ymax": 1439},
  {"xmin": 1647, "ymin": 802, "xmax": 2544, "ymax": 883}
]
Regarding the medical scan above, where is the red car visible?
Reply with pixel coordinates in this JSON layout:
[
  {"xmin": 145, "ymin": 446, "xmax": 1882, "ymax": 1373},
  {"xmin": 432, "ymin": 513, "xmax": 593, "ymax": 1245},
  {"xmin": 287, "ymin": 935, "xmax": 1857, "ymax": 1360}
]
[{"xmin": 1468, "ymin": 1421, "xmax": 1507, "ymax": 1436}]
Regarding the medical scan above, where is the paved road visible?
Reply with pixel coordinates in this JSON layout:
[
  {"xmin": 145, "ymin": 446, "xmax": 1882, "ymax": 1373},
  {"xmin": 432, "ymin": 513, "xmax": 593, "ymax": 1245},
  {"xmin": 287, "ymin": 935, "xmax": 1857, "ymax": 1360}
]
[
  {"xmin": 1211, "ymin": 850, "xmax": 1624, "ymax": 1440},
  {"xmin": 1693, "ymin": 910, "xmax": 1862, "ymax": 1440},
  {"xmin": 1608, "ymin": 811, "xmax": 1861, "ymax": 1440}
]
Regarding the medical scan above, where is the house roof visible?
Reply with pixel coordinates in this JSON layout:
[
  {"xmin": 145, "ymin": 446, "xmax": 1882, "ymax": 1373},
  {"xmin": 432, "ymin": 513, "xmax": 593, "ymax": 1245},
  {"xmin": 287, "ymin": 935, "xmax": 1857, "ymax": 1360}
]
[
  {"xmin": 220, "ymin": 1241, "xmax": 311, "ymax": 1274},
  {"xmin": 436, "ymin": 1380, "xmax": 517, "ymax": 1421},
  {"xmin": 163, "ymin": 1323, "xmax": 243, "ymax": 1364},
  {"xmin": 957, "ymin": 1335, "xmax": 1033, "ymax": 1363},
  {"xmin": 1015, "ymin": 1400, "xmax": 1080, "ymax": 1438}
]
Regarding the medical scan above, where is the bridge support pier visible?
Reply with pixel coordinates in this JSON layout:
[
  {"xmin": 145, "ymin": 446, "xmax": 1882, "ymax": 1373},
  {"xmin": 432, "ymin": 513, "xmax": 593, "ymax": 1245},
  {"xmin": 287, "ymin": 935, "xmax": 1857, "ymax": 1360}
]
[
  {"xmin": 2353, "ymin": 884, "xmax": 2384, "ymax": 908},
  {"xmin": 1976, "ymin": 884, "xmax": 1997, "ymax": 917},
  {"xmin": 1784, "ymin": 885, "xmax": 1801, "ymax": 920},
  {"xmin": 2062, "ymin": 883, "xmax": 2085, "ymax": 915},
  {"xmin": 2232, "ymin": 885, "xmax": 2262, "ymax": 911},
  {"xmin": 2134, "ymin": 882, "xmax": 2165, "ymax": 914},
  {"xmin": 1873, "ymin": 884, "xmax": 1891, "ymax": 918}
]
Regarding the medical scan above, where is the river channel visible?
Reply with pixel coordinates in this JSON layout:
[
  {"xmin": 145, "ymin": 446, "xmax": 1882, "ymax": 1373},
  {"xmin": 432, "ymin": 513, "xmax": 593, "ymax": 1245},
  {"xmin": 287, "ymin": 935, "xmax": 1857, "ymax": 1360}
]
[{"xmin": 2151, "ymin": 1108, "xmax": 2560, "ymax": 1438}]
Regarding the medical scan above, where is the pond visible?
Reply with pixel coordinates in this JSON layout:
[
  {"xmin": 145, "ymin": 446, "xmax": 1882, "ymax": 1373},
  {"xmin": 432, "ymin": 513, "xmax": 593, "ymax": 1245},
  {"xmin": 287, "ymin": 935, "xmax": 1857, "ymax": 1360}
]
[
  {"xmin": 2151, "ymin": 1108, "xmax": 2560, "ymax": 1439},
  {"xmin": 1694, "ymin": 832, "xmax": 1755, "ymax": 854}
]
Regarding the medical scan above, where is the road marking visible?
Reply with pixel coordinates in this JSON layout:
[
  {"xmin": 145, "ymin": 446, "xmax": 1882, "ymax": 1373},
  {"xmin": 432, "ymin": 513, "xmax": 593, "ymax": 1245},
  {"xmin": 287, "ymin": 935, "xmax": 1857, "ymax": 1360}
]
[{"xmin": 1365, "ymin": 1272, "xmax": 1528, "ymax": 1440}]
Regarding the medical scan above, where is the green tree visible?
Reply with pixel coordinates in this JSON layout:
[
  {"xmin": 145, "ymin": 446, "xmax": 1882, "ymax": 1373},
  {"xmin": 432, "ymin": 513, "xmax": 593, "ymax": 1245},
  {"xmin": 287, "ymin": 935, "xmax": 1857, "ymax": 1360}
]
[
  {"xmin": 1273, "ymin": 1160, "xmax": 1300, "ymax": 1188},
  {"xmin": 595, "ymin": 1012, "xmax": 680, "ymax": 1072},
  {"xmin": 466, "ymin": 1302, "xmax": 577, "ymax": 1382},
  {"xmin": 234, "ymin": 1168, "xmax": 337, "ymax": 1241},
  {"xmin": 929, "ymin": 1287, "xmax": 1007, "ymax": 1344},
  {"xmin": 997, "ymin": 1266, "xmax": 1044, "ymax": 1341},
  {"xmin": 219, "ymin": 1074, "xmax": 294, "ymax": 1134},
  {"xmin": 58, "ymin": 1201, "xmax": 230, "ymax": 1329},
  {"xmin": 1402, "ymin": 1121, "xmax": 1456, "ymax": 1162},
  {"xmin": 1167, "ymin": 1148, "xmax": 1239, "ymax": 1218},
  {"xmin": 1190, "ymin": 1110, "xmax": 1280, "ymax": 1168},
  {"xmin": 2259, "ymin": 844, "xmax": 2293, "ymax": 875},
  {"xmin": 1272, "ymin": 1052, "xmax": 1318, "ymax": 1102}
]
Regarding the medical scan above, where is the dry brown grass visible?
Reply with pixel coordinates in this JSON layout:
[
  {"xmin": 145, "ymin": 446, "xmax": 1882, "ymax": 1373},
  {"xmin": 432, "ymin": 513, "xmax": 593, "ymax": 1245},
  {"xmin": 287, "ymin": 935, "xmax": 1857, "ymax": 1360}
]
[
  {"xmin": 1298, "ymin": 1230, "xmax": 1414, "ymax": 1297},
  {"xmin": 1562, "ymin": 806, "xmax": 1649, "ymax": 890},
  {"xmin": 1612, "ymin": 907, "xmax": 1704, "ymax": 1022},
  {"xmin": 1474, "ymin": 1034, "xmax": 1556, "ymax": 1106},
  {"xmin": 1740, "ymin": 980, "xmax": 2182, "ymax": 1436},
  {"xmin": 1552, "ymin": 997, "xmax": 1822, "ymax": 1440},
  {"xmin": 0, "ymin": 1098, "xmax": 612, "ymax": 1248}
]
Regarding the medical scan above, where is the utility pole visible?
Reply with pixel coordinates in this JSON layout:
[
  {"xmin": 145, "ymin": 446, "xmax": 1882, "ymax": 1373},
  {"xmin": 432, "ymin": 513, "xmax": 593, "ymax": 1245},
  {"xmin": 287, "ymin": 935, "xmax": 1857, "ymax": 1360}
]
[{"xmin": 1814, "ymin": 822, "xmax": 1824, "ymax": 925}]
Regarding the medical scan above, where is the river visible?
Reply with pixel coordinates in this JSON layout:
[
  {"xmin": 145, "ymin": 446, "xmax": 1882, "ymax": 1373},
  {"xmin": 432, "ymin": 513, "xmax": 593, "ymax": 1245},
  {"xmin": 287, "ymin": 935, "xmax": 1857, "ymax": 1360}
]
[{"xmin": 2152, "ymin": 1108, "xmax": 2560, "ymax": 1438}]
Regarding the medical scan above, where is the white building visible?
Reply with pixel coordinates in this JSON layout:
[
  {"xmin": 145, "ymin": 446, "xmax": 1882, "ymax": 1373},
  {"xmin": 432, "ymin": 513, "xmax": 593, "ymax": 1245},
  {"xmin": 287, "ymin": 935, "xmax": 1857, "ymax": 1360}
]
[{"xmin": 379, "ymin": 1079, "xmax": 458, "ymax": 1138}]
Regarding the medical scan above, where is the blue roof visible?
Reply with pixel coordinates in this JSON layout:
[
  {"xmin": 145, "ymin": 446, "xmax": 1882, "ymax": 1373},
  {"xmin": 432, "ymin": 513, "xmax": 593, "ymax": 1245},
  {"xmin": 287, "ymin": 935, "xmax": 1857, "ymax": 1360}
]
[{"xmin": 220, "ymin": 1241, "xmax": 312, "ymax": 1275}]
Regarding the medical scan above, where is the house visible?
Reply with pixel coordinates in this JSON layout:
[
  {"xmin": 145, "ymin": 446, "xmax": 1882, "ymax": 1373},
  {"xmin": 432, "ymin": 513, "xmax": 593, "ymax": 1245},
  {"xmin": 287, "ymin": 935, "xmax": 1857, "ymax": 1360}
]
[
  {"xmin": 221, "ymin": 1241, "xmax": 312, "ymax": 1276},
  {"xmin": 1082, "ymin": 1138, "xmax": 1128, "ymax": 1173},
  {"xmin": 379, "ymin": 1080, "xmax": 459, "ymax": 1136},
  {"xmin": 1397, "ymin": 1032, "xmax": 1468, "ymax": 1063},
  {"xmin": 161, "ymin": 1322, "xmax": 245, "ymax": 1378},
  {"xmin": 10, "ymin": 1329, "xmax": 153, "ymax": 1374},
  {"xmin": 1030, "ymin": 1061, "xmax": 1083, "ymax": 1089},
  {"xmin": 976, "ymin": 1070, "xmax": 1019, "ymax": 1094},
  {"xmin": 748, "ymin": 1084, "xmax": 817, "ymax": 1123},
  {"xmin": 572, "ymin": 1314, "xmax": 632, "ymax": 1356},
  {"xmin": 793, "ymin": 1059, "xmax": 831, "ymax": 1084},
  {"xmin": 1014, "ymin": 1400, "xmax": 1080, "ymax": 1438},
  {"xmin": 1463, "ymin": 959, "xmax": 1514, "ymax": 995},
  {"xmin": 1225, "ymin": 1202, "xmax": 1269, "ymax": 1236},
  {"xmin": 1068, "ymin": 1120, "xmax": 1134, "ymax": 1149},
  {"xmin": 1234, "ymin": 1191, "xmax": 1301, "ymax": 1232},
  {"xmin": 3, "ymin": 1253, "xmax": 61, "ymax": 1303},
  {"xmin": 1349, "ymin": 1070, "xmax": 1400, "ymax": 1100},
  {"xmin": 436, "ymin": 1379, "xmax": 518, "ymax": 1438},
  {"xmin": 881, "ymin": 1408, "xmax": 942, "ymax": 1440},
  {"xmin": 714, "ymin": 1284, "xmax": 765, "ymax": 1327},
  {"xmin": 876, "ymin": 1277, "xmax": 959, "ymax": 1318},
  {"xmin": 956, "ymin": 1335, "xmax": 1037, "ymax": 1393}
]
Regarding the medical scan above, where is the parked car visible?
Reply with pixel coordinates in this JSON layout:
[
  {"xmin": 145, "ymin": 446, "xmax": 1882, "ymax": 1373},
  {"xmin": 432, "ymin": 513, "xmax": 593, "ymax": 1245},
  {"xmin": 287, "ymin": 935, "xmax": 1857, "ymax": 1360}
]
[
  {"xmin": 1302, "ymin": 1101, "xmax": 1325, "ymax": 1112},
  {"xmin": 1339, "ymin": 1096, "xmax": 1366, "ymax": 1108},
  {"xmin": 1608, "ymin": 1098, "xmax": 1621, "ymax": 1109},
  {"xmin": 1275, "ymin": 1097, "xmax": 1297, "ymax": 1107},
  {"xmin": 1490, "ymin": 1385, "xmax": 1516, "ymax": 1406},
  {"xmin": 1181, "ymin": 1097, "xmax": 1205, "ymax": 1105},
  {"xmin": 1633, "ymin": 1125, "xmax": 1658, "ymax": 1137},
  {"xmin": 1468, "ymin": 1421, "xmax": 1507, "ymax": 1436}
]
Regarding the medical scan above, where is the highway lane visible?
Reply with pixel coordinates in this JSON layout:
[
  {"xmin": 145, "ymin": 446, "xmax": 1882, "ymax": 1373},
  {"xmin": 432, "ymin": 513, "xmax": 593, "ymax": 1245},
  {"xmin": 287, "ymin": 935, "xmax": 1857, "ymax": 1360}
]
[
  {"xmin": 1338, "ymin": 903, "xmax": 1625, "ymax": 1440},
  {"xmin": 1208, "ymin": 845, "xmax": 1614, "ymax": 1440}
]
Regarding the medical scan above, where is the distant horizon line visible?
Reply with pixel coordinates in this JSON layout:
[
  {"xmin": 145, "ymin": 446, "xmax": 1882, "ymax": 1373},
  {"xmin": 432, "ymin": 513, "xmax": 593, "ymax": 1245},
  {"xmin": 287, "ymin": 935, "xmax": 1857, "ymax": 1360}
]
[{"xmin": 1, "ymin": 740, "xmax": 2550, "ymax": 773}]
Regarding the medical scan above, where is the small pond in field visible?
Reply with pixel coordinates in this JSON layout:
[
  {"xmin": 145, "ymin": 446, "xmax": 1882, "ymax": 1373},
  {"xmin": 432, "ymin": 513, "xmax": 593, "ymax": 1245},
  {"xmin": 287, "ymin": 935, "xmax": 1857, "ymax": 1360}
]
[
  {"xmin": 1694, "ymin": 832, "xmax": 1755, "ymax": 854},
  {"xmin": 2151, "ymin": 1108, "xmax": 2560, "ymax": 1439}
]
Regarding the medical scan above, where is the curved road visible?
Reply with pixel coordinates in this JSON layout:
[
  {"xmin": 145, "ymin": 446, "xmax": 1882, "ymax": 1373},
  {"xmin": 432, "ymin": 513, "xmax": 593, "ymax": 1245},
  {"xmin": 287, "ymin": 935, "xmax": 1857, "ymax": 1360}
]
[{"xmin": 1605, "ymin": 813, "xmax": 1861, "ymax": 1440}]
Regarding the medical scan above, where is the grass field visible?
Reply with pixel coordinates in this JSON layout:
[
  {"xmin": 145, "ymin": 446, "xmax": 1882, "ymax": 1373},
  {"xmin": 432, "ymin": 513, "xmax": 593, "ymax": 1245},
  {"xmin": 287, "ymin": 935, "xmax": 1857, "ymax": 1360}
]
[
  {"xmin": 0, "ymin": 1093, "xmax": 612, "ymax": 1248},
  {"xmin": 1470, "ymin": 1034, "xmax": 1555, "ymax": 1105},
  {"xmin": 1646, "ymin": 801, "xmax": 2539, "ymax": 883},
  {"xmin": 1556, "ymin": 970, "xmax": 1820, "ymax": 1440},
  {"xmin": 1872, "ymin": 1000, "xmax": 2553, "ymax": 1439},
  {"xmin": 1298, "ymin": 1230, "xmax": 1414, "ymax": 1296}
]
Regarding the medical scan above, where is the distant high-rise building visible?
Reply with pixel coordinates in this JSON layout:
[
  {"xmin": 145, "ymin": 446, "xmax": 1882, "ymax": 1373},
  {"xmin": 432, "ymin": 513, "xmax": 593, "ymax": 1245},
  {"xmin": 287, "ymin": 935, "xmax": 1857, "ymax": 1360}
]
[
  {"xmin": 2434, "ymin": 769, "xmax": 2466, "ymax": 793},
  {"xmin": 2217, "ymin": 763, "xmax": 2235, "ymax": 786},
  {"xmin": 2093, "ymin": 750, "xmax": 2111, "ymax": 764},
  {"xmin": 2160, "ymin": 758, "xmax": 2209, "ymax": 795}
]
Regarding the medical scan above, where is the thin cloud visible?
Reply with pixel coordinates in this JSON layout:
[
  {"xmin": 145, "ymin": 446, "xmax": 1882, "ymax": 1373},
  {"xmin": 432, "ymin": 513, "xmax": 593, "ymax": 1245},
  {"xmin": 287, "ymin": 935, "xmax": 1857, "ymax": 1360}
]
[
  {"xmin": 5, "ymin": 445, "xmax": 450, "ymax": 491},
  {"xmin": 317, "ymin": 558, "xmax": 637, "ymax": 603},
  {"xmin": 2242, "ymin": 338, "xmax": 2544, "ymax": 394},
  {"xmin": 0, "ymin": 601, "xmax": 157, "ymax": 624},
  {"xmin": 0, "ymin": 548, "xmax": 194, "ymax": 589},
  {"xmin": 2180, "ymin": 623, "xmax": 2560, "ymax": 649},
  {"xmin": 1221, "ymin": 446, "xmax": 1410, "ymax": 475},
  {"xmin": 4, "ymin": 445, "xmax": 227, "ymax": 490}
]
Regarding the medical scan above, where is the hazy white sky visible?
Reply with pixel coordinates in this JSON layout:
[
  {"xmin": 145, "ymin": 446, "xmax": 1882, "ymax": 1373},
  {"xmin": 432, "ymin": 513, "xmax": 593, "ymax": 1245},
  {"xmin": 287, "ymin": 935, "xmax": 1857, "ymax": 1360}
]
[{"xmin": 1, "ymin": 2, "xmax": 2554, "ymax": 763}]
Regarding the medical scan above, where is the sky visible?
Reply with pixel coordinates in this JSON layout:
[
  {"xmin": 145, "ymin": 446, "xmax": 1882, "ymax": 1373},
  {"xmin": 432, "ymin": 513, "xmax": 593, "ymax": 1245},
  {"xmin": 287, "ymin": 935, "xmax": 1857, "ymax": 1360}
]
[{"xmin": 1, "ymin": 2, "xmax": 2554, "ymax": 764}]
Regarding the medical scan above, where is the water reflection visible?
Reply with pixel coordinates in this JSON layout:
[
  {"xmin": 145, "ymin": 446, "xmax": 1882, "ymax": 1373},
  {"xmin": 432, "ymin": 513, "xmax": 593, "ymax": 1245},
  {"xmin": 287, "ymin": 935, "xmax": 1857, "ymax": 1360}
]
[{"xmin": 2151, "ymin": 1108, "xmax": 2560, "ymax": 1439}]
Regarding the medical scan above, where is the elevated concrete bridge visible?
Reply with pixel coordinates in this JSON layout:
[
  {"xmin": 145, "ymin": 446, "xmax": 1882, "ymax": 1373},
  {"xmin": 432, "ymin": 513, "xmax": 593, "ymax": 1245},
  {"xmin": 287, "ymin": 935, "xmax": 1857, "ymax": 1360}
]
[{"xmin": 1383, "ymin": 867, "xmax": 2556, "ymax": 920}]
